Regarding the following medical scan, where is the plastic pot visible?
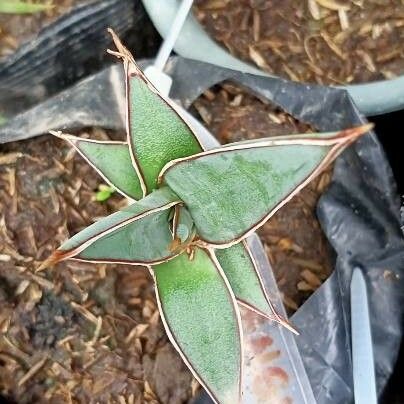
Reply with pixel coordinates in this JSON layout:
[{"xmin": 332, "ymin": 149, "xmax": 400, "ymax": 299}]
[
  {"xmin": 0, "ymin": 57, "xmax": 403, "ymax": 404},
  {"xmin": 142, "ymin": 0, "xmax": 404, "ymax": 117},
  {"xmin": 0, "ymin": 0, "xmax": 160, "ymax": 115}
]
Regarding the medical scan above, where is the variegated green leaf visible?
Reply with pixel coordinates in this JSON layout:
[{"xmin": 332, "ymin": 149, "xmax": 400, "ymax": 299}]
[
  {"xmin": 127, "ymin": 72, "xmax": 203, "ymax": 192},
  {"xmin": 153, "ymin": 248, "xmax": 242, "ymax": 404},
  {"xmin": 75, "ymin": 208, "xmax": 179, "ymax": 264},
  {"xmin": 108, "ymin": 31, "xmax": 203, "ymax": 194},
  {"xmin": 40, "ymin": 187, "xmax": 182, "ymax": 268},
  {"xmin": 216, "ymin": 242, "xmax": 269, "ymax": 315},
  {"xmin": 51, "ymin": 132, "xmax": 143, "ymax": 200},
  {"xmin": 160, "ymin": 127, "xmax": 370, "ymax": 246},
  {"xmin": 215, "ymin": 241, "xmax": 297, "ymax": 334}
]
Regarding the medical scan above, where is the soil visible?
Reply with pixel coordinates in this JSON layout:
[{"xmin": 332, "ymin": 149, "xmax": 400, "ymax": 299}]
[
  {"xmin": 194, "ymin": 0, "xmax": 404, "ymax": 85},
  {"xmin": 192, "ymin": 82, "xmax": 334, "ymax": 313},
  {"xmin": 0, "ymin": 129, "xmax": 196, "ymax": 403},
  {"xmin": 0, "ymin": 0, "xmax": 86, "ymax": 59}
]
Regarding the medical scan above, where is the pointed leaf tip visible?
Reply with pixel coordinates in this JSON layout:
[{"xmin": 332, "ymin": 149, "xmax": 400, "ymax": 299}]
[
  {"xmin": 107, "ymin": 28, "xmax": 135, "ymax": 64},
  {"xmin": 276, "ymin": 316, "xmax": 299, "ymax": 335},
  {"xmin": 36, "ymin": 250, "xmax": 66, "ymax": 272},
  {"xmin": 337, "ymin": 123, "xmax": 373, "ymax": 143}
]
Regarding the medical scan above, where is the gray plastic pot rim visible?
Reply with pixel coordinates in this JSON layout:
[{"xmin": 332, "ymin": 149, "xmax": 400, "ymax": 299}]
[{"xmin": 142, "ymin": 0, "xmax": 404, "ymax": 117}]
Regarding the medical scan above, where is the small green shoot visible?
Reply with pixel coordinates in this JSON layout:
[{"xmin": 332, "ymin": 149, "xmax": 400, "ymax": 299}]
[
  {"xmin": 0, "ymin": 1, "xmax": 53, "ymax": 14},
  {"xmin": 95, "ymin": 184, "xmax": 115, "ymax": 202},
  {"xmin": 0, "ymin": 114, "xmax": 7, "ymax": 126}
]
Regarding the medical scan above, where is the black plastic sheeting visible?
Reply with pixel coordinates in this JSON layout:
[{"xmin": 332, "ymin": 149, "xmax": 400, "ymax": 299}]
[
  {"xmin": 0, "ymin": 0, "xmax": 159, "ymax": 115},
  {"xmin": 0, "ymin": 58, "xmax": 403, "ymax": 404}
]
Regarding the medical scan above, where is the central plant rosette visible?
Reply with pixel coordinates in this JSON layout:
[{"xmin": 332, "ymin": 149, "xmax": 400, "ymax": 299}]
[{"xmin": 41, "ymin": 31, "xmax": 371, "ymax": 404}]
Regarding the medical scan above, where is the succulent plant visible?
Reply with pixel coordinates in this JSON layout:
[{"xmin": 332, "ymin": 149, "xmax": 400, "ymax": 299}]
[{"xmin": 41, "ymin": 31, "xmax": 371, "ymax": 404}]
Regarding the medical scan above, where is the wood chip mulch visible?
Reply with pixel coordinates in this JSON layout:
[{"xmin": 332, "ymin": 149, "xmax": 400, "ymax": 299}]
[{"xmin": 194, "ymin": 0, "xmax": 404, "ymax": 85}]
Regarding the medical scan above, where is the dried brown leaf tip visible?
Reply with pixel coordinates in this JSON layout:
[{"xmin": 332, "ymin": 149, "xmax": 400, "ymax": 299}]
[
  {"xmin": 106, "ymin": 27, "xmax": 146, "ymax": 81},
  {"xmin": 106, "ymin": 27, "xmax": 135, "ymax": 65},
  {"xmin": 36, "ymin": 250, "xmax": 67, "ymax": 272},
  {"xmin": 338, "ymin": 123, "xmax": 373, "ymax": 143}
]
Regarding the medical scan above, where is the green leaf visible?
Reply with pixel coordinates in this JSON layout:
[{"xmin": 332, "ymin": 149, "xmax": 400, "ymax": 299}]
[
  {"xmin": 216, "ymin": 241, "xmax": 275, "ymax": 317},
  {"xmin": 128, "ymin": 72, "xmax": 203, "ymax": 193},
  {"xmin": 153, "ymin": 248, "xmax": 242, "ymax": 404},
  {"xmin": 215, "ymin": 241, "xmax": 297, "ymax": 334},
  {"xmin": 0, "ymin": 1, "xmax": 53, "ymax": 14},
  {"xmin": 40, "ymin": 187, "xmax": 182, "ymax": 268},
  {"xmin": 51, "ymin": 132, "xmax": 143, "ymax": 200},
  {"xmin": 76, "ymin": 207, "xmax": 179, "ymax": 264},
  {"xmin": 107, "ymin": 31, "xmax": 203, "ymax": 193},
  {"xmin": 160, "ymin": 127, "xmax": 371, "ymax": 246}
]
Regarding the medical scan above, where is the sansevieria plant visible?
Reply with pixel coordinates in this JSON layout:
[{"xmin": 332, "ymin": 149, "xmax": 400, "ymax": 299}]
[{"xmin": 40, "ymin": 31, "xmax": 371, "ymax": 404}]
